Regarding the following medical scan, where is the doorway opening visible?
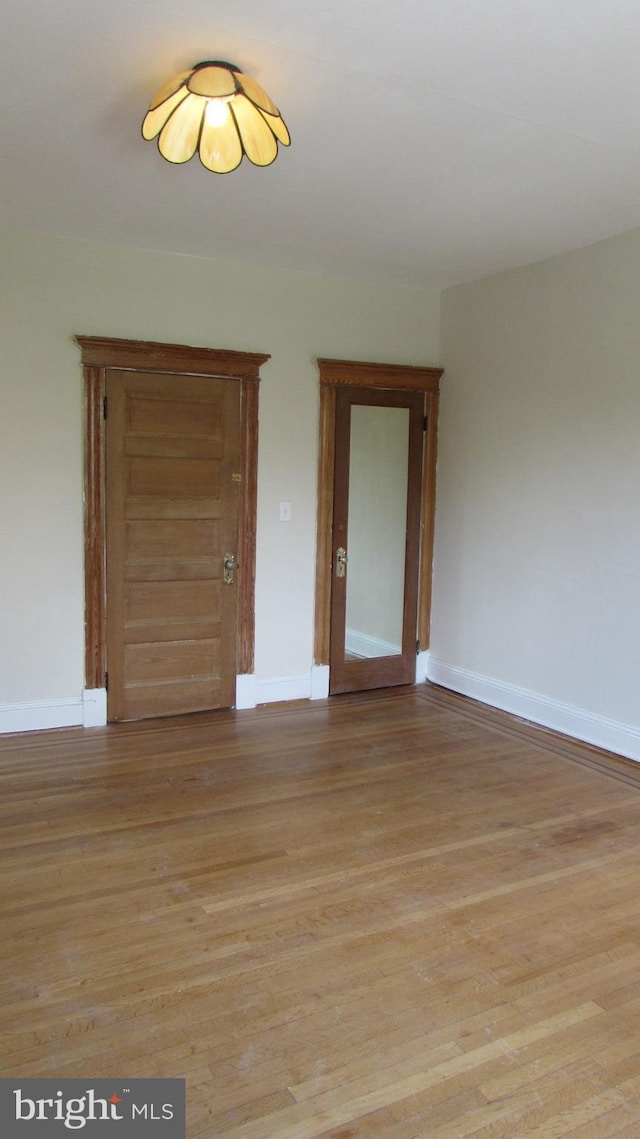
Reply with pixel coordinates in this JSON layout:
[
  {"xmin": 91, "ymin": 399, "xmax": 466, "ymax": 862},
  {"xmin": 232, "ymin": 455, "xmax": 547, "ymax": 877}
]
[
  {"xmin": 314, "ymin": 357, "xmax": 443, "ymax": 696},
  {"xmin": 78, "ymin": 336, "xmax": 270, "ymax": 721}
]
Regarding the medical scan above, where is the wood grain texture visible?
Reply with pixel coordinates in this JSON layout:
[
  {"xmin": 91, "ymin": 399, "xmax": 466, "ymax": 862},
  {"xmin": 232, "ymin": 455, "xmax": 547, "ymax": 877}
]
[
  {"xmin": 83, "ymin": 364, "xmax": 107, "ymax": 689},
  {"xmin": 3, "ymin": 684, "xmax": 640, "ymax": 1136},
  {"xmin": 105, "ymin": 371, "xmax": 241, "ymax": 720},
  {"xmin": 76, "ymin": 336, "xmax": 269, "ymax": 378},
  {"xmin": 317, "ymin": 357, "xmax": 443, "ymax": 392},
  {"xmin": 78, "ymin": 338, "xmax": 267, "ymax": 697},
  {"xmin": 418, "ymin": 386, "xmax": 440, "ymax": 651},
  {"xmin": 313, "ymin": 382, "xmax": 336, "ymax": 666},
  {"xmin": 237, "ymin": 378, "xmax": 259, "ymax": 676}
]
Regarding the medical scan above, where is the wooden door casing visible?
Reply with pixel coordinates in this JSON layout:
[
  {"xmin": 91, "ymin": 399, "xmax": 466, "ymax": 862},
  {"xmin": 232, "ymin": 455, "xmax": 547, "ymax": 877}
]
[
  {"xmin": 105, "ymin": 371, "xmax": 241, "ymax": 721},
  {"xmin": 314, "ymin": 358, "xmax": 443, "ymax": 673},
  {"xmin": 78, "ymin": 336, "xmax": 270, "ymax": 717}
]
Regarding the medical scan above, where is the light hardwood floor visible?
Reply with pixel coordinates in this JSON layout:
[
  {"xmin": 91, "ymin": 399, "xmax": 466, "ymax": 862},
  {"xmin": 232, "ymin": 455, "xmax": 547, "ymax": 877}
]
[{"xmin": 2, "ymin": 683, "xmax": 640, "ymax": 1137}]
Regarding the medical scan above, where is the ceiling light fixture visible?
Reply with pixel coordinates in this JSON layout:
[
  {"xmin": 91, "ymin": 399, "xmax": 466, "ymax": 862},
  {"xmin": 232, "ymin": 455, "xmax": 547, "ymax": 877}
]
[{"xmin": 141, "ymin": 60, "xmax": 290, "ymax": 173}]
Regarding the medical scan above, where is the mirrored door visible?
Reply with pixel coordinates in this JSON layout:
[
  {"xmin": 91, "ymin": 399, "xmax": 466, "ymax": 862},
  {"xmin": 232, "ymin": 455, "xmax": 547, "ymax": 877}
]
[{"xmin": 329, "ymin": 386, "xmax": 425, "ymax": 694}]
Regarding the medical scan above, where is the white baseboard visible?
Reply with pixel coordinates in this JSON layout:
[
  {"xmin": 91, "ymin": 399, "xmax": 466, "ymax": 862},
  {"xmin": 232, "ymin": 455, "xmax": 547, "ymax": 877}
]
[
  {"xmin": 0, "ymin": 673, "xmax": 316, "ymax": 732},
  {"xmin": 427, "ymin": 657, "xmax": 640, "ymax": 764},
  {"xmin": 0, "ymin": 689, "xmax": 109, "ymax": 734},
  {"xmin": 345, "ymin": 628, "xmax": 401, "ymax": 659},
  {"xmin": 310, "ymin": 664, "xmax": 330, "ymax": 700},
  {"xmin": 82, "ymin": 688, "xmax": 107, "ymax": 727},
  {"xmin": 3, "ymin": 657, "xmax": 441, "ymax": 735},
  {"xmin": 255, "ymin": 673, "xmax": 311, "ymax": 705},
  {"xmin": 0, "ymin": 697, "xmax": 83, "ymax": 734},
  {"xmin": 235, "ymin": 674, "xmax": 257, "ymax": 710}
]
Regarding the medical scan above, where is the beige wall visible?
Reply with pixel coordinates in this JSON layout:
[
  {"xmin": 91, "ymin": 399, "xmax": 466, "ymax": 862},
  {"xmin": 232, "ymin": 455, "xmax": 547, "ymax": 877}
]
[
  {"xmin": 0, "ymin": 228, "xmax": 440, "ymax": 720},
  {"xmin": 5, "ymin": 221, "xmax": 640, "ymax": 757},
  {"xmin": 433, "ymin": 228, "xmax": 640, "ymax": 758}
]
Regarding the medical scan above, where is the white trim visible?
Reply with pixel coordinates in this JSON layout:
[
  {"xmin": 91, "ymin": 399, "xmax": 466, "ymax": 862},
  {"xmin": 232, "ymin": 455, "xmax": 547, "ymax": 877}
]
[
  {"xmin": 235, "ymin": 674, "xmax": 257, "ymax": 710},
  {"xmin": 415, "ymin": 650, "xmax": 430, "ymax": 683},
  {"xmin": 0, "ymin": 697, "xmax": 83, "ymax": 735},
  {"xmin": 82, "ymin": 687, "xmax": 107, "ymax": 727},
  {"xmin": 427, "ymin": 657, "xmax": 640, "ymax": 764},
  {"xmin": 310, "ymin": 664, "xmax": 330, "ymax": 700},
  {"xmin": 345, "ymin": 627, "xmax": 402, "ymax": 659},
  {"xmin": 0, "ymin": 671, "xmax": 320, "ymax": 732},
  {"xmin": 255, "ymin": 673, "xmax": 311, "ymax": 705}
]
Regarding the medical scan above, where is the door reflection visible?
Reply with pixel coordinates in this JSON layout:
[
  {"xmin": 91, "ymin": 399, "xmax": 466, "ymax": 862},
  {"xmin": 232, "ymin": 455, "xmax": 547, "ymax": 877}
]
[{"xmin": 345, "ymin": 405, "xmax": 410, "ymax": 660}]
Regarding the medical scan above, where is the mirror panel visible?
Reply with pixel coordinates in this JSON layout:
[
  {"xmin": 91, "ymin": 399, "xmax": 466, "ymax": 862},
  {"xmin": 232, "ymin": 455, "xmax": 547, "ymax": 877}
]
[{"xmin": 344, "ymin": 405, "xmax": 410, "ymax": 660}]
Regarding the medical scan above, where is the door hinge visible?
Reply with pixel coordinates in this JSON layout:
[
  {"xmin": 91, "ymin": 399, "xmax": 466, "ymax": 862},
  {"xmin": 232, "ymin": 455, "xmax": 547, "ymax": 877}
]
[
  {"xmin": 103, "ymin": 396, "xmax": 108, "ymax": 419},
  {"xmin": 104, "ymin": 670, "xmax": 109, "ymax": 691},
  {"xmin": 423, "ymin": 415, "xmax": 428, "ymax": 431},
  {"xmin": 416, "ymin": 639, "xmax": 420, "ymax": 653}
]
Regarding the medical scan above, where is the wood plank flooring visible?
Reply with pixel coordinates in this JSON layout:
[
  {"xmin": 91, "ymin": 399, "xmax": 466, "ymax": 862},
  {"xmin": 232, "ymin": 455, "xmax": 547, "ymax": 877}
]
[{"xmin": 2, "ymin": 683, "xmax": 640, "ymax": 1136}]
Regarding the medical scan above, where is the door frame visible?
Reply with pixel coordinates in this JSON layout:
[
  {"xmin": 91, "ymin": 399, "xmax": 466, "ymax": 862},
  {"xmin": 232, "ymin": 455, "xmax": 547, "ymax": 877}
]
[
  {"xmin": 77, "ymin": 336, "xmax": 270, "ymax": 694},
  {"xmin": 314, "ymin": 357, "xmax": 443, "ymax": 670}
]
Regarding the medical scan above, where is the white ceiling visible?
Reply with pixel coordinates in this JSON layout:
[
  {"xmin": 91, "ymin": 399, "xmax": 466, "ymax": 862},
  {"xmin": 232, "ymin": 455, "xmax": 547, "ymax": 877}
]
[{"xmin": 4, "ymin": 0, "xmax": 640, "ymax": 289}]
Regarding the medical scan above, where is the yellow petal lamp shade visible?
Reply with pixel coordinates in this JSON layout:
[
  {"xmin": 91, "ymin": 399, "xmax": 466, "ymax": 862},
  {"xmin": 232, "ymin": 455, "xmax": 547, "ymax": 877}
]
[{"xmin": 142, "ymin": 61, "xmax": 290, "ymax": 173}]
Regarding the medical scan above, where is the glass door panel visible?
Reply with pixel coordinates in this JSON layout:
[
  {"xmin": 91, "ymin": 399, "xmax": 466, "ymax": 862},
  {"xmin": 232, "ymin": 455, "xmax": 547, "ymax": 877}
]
[
  {"xmin": 345, "ymin": 405, "xmax": 409, "ymax": 660},
  {"xmin": 329, "ymin": 386, "xmax": 424, "ymax": 695}
]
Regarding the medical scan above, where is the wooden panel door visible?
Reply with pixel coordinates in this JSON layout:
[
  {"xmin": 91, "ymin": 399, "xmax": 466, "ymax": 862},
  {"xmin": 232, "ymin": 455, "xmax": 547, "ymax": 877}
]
[
  {"xmin": 329, "ymin": 386, "xmax": 425, "ymax": 695},
  {"xmin": 105, "ymin": 371, "xmax": 241, "ymax": 721}
]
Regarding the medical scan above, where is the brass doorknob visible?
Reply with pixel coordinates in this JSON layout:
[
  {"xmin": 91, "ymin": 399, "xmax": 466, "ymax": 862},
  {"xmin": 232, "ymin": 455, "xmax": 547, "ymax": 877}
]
[
  {"xmin": 335, "ymin": 547, "xmax": 347, "ymax": 578},
  {"xmin": 223, "ymin": 552, "xmax": 236, "ymax": 584}
]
